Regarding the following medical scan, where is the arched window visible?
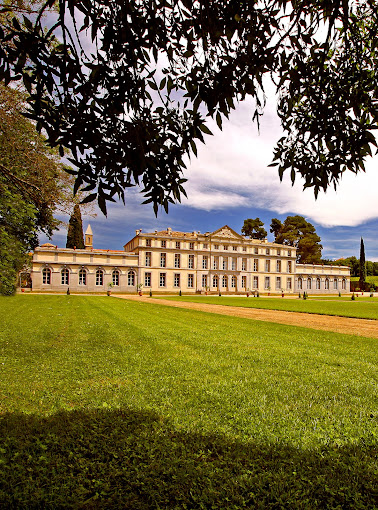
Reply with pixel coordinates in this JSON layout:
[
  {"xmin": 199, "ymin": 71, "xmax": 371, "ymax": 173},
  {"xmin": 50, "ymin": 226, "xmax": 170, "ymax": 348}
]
[
  {"xmin": 212, "ymin": 275, "xmax": 218, "ymax": 288},
  {"xmin": 112, "ymin": 270, "xmax": 120, "ymax": 286},
  {"xmin": 96, "ymin": 269, "xmax": 103, "ymax": 286},
  {"xmin": 79, "ymin": 268, "xmax": 87, "ymax": 285},
  {"xmin": 231, "ymin": 276, "xmax": 237, "ymax": 288},
  {"xmin": 307, "ymin": 278, "xmax": 312, "ymax": 290},
  {"xmin": 61, "ymin": 268, "xmax": 69, "ymax": 285},
  {"xmin": 333, "ymin": 278, "xmax": 338, "ymax": 289},
  {"xmin": 298, "ymin": 277, "xmax": 303, "ymax": 290},
  {"xmin": 222, "ymin": 275, "xmax": 227, "ymax": 288},
  {"xmin": 42, "ymin": 268, "xmax": 51, "ymax": 285},
  {"xmin": 316, "ymin": 278, "xmax": 321, "ymax": 290},
  {"xmin": 325, "ymin": 278, "xmax": 330, "ymax": 290},
  {"xmin": 128, "ymin": 271, "xmax": 135, "ymax": 286}
]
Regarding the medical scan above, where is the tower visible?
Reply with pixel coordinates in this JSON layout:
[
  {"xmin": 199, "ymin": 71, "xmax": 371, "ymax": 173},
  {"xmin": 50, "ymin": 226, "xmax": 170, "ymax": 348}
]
[{"xmin": 85, "ymin": 224, "xmax": 93, "ymax": 250}]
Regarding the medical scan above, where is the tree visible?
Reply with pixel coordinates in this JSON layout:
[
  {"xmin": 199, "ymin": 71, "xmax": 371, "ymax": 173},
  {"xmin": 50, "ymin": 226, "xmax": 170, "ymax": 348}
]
[
  {"xmin": 270, "ymin": 218, "xmax": 283, "ymax": 241},
  {"xmin": 66, "ymin": 204, "xmax": 84, "ymax": 249},
  {"xmin": 275, "ymin": 215, "xmax": 322, "ymax": 264},
  {"xmin": 241, "ymin": 218, "xmax": 267, "ymax": 240},
  {"xmin": 359, "ymin": 238, "xmax": 366, "ymax": 286},
  {"xmin": 1, "ymin": 1, "xmax": 377, "ymax": 214}
]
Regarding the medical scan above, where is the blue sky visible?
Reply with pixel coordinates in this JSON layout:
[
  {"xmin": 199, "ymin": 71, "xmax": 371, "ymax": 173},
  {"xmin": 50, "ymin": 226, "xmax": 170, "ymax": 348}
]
[{"xmin": 41, "ymin": 87, "xmax": 378, "ymax": 262}]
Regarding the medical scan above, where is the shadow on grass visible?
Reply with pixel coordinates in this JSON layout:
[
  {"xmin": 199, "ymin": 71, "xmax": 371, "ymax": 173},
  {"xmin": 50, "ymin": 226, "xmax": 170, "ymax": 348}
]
[{"xmin": 0, "ymin": 408, "xmax": 375, "ymax": 509}]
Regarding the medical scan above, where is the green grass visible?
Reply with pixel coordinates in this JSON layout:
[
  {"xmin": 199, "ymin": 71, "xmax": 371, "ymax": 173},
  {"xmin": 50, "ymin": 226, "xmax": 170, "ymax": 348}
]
[
  {"xmin": 351, "ymin": 275, "xmax": 378, "ymax": 285},
  {"xmin": 155, "ymin": 294, "xmax": 378, "ymax": 320},
  {"xmin": 0, "ymin": 295, "xmax": 377, "ymax": 509}
]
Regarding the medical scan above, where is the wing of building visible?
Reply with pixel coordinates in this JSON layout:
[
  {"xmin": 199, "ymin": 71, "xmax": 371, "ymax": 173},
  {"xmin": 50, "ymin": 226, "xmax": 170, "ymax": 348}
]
[{"xmin": 30, "ymin": 225, "xmax": 350, "ymax": 294}]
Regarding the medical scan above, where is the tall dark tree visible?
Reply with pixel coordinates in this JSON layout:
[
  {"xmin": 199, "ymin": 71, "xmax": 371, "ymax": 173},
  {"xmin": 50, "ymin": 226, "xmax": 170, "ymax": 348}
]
[
  {"xmin": 270, "ymin": 218, "xmax": 283, "ymax": 241},
  {"xmin": 66, "ymin": 205, "xmax": 84, "ymax": 249},
  {"xmin": 359, "ymin": 238, "xmax": 366, "ymax": 287},
  {"xmin": 275, "ymin": 215, "xmax": 322, "ymax": 264},
  {"xmin": 241, "ymin": 218, "xmax": 267, "ymax": 240},
  {"xmin": 1, "ymin": 1, "xmax": 378, "ymax": 214}
]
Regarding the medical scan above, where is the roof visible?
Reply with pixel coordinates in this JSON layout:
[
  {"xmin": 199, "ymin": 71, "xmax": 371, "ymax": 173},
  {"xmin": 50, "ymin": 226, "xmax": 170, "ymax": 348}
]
[{"xmin": 85, "ymin": 224, "xmax": 93, "ymax": 235}]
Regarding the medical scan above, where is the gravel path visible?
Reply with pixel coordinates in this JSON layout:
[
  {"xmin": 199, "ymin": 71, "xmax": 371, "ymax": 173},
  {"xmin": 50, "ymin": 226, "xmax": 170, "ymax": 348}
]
[{"xmin": 115, "ymin": 295, "xmax": 378, "ymax": 339}]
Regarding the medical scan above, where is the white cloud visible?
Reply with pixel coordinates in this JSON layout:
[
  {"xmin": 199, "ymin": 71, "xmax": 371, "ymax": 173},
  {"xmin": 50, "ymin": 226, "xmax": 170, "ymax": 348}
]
[{"xmin": 182, "ymin": 95, "xmax": 378, "ymax": 228}]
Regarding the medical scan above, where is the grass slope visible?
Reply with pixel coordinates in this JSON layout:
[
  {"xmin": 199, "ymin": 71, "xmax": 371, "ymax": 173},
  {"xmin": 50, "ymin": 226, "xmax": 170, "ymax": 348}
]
[
  {"xmin": 0, "ymin": 296, "xmax": 377, "ymax": 509},
  {"xmin": 156, "ymin": 295, "xmax": 378, "ymax": 320}
]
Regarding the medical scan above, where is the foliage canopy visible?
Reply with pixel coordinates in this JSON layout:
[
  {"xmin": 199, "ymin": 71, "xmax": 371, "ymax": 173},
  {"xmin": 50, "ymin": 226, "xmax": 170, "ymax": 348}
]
[
  {"xmin": 1, "ymin": 1, "xmax": 377, "ymax": 214},
  {"xmin": 241, "ymin": 218, "xmax": 267, "ymax": 239},
  {"xmin": 274, "ymin": 215, "xmax": 322, "ymax": 263}
]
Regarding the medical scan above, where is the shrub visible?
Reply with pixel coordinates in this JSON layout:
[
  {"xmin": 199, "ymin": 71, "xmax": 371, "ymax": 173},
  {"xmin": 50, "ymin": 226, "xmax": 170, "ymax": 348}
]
[{"xmin": 351, "ymin": 293, "xmax": 355, "ymax": 301}]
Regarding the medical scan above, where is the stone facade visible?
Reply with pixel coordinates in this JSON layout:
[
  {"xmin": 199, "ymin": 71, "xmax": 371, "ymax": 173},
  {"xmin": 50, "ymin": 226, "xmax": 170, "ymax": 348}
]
[{"xmin": 30, "ymin": 225, "xmax": 351, "ymax": 294}]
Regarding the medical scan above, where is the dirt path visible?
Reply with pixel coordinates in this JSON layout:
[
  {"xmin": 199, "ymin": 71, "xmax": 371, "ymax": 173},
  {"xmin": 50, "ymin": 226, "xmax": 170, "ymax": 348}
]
[{"xmin": 115, "ymin": 295, "xmax": 378, "ymax": 339}]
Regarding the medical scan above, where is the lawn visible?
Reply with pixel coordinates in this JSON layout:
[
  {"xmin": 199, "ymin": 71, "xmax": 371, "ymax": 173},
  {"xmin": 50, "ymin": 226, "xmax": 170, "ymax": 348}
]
[
  {"xmin": 0, "ymin": 295, "xmax": 377, "ymax": 509},
  {"xmin": 351, "ymin": 275, "xmax": 378, "ymax": 285},
  {"xmin": 156, "ymin": 294, "xmax": 378, "ymax": 320}
]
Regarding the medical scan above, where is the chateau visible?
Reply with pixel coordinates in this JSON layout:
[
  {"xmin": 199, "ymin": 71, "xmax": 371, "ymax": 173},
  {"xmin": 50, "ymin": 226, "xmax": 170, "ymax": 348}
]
[{"xmin": 30, "ymin": 225, "xmax": 351, "ymax": 294}]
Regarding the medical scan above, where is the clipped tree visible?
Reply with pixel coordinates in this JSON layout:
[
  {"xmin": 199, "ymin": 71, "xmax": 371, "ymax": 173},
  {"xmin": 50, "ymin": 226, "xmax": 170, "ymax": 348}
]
[
  {"xmin": 270, "ymin": 218, "xmax": 283, "ymax": 241},
  {"xmin": 275, "ymin": 215, "xmax": 322, "ymax": 264},
  {"xmin": 66, "ymin": 204, "xmax": 84, "ymax": 249},
  {"xmin": 241, "ymin": 218, "xmax": 267, "ymax": 240},
  {"xmin": 359, "ymin": 238, "xmax": 366, "ymax": 287}
]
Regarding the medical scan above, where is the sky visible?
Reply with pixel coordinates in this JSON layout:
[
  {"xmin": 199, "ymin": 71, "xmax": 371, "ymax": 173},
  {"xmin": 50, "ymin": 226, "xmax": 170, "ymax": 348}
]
[
  {"xmin": 38, "ymin": 10, "xmax": 378, "ymax": 262},
  {"xmin": 41, "ymin": 88, "xmax": 378, "ymax": 262}
]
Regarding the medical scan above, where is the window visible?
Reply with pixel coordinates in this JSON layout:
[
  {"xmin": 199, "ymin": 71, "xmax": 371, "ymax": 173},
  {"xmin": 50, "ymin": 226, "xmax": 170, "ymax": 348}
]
[
  {"xmin": 266, "ymin": 248, "xmax": 270, "ymax": 255},
  {"xmin": 254, "ymin": 247, "xmax": 258, "ymax": 254},
  {"xmin": 176, "ymin": 241, "xmax": 181, "ymax": 249},
  {"xmin": 161, "ymin": 240, "xmax": 166, "ymax": 248},
  {"xmin": 222, "ymin": 258, "xmax": 227, "ymax": 270},
  {"xmin": 213, "ymin": 257, "xmax": 218, "ymax": 270},
  {"xmin": 333, "ymin": 278, "xmax": 338, "ymax": 289},
  {"xmin": 307, "ymin": 278, "xmax": 312, "ymax": 290},
  {"xmin": 325, "ymin": 278, "xmax": 330, "ymax": 290},
  {"xmin": 203, "ymin": 243, "xmax": 208, "ymax": 249},
  {"xmin": 79, "ymin": 268, "xmax": 86, "ymax": 285},
  {"xmin": 112, "ymin": 270, "xmax": 120, "ymax": 286},
  {"xmin": 222, "ymin": 275, "xmax": 227, "ymax": 288},
  {"xmin": 231, "ymin": 259, "xmax": 236, "ymax": 270},
  {"xmin": 128, "ymin": 271, "xmax": 135, "ymax": 286},
  {"xmin": 146, "ymin": 239, "xmax": 151, "ymax": 247},
  {"xmin": 188, "ymin": 274, "xmax": 194, "ymax": 288},
  {"xmin": 145, "ymin": 252, "xmax": 151, "ymax": 267},
  {"xmin": 42, "ymin": 267, "xmax": 51, "ymax": 285},
  {"xmin": 242, "ymin": 246, "xmax": 247, "ymax": 252},
  {"xmin": 276, "ymin": 260, "xmax": 281, "ymax": 272},
  {"xmin": 223, "ymin": 245, "xmax": 228, "ymax": 250},
  {"xmin": 241, "ymin": 259, "xmax": 247, "ymax": 271},
  {"xmin": 276, "ymin": 277, "xmax": 281, "ymax": 290},
  {"xmin": 160, "ymin": 253, "xmax": 166, "ymax": 268},
  {"xmin": 202, "ymin": 256, "xmax": 208, "ymax": 269},
  {"xmin": 265, "ymin": 260, "xmax": 270, "ymax": 272},
  {"xmin": 144, "ymin": 272, "xmax": 151, "ymax": 287},
  {"xmin": 298, "ymin": 277, "xmax": 303, "ymax": 290},
  {"xmin": 212, "ymin": 275, "xmax": 218, "ymax": 288},
  {"xmin": 277, "ymin": 249, "xmax": 281, "ymax": 256},
  {"xmin": 174, "ymin": 273, "xmax": 180, "ymax": 287},
  {"xmin": 214, "ymin": 244, "xmax": 219, "ymax": 250},
  {"xmin": 253, "ymin": 259, "xmax": 259, "ymax": 272},
  {"xmin": 231, "ymin": 276, "xmax": 236, "ymax": 288},
  {"xmin": 287, "ymin": 277, "xmax": 292, "ymax": 290},
  {"xmin": 174, "ymin": 254, "xmax": 181, "ymax": 268},
  {"xmin": 287, "ymin": 261, "xmax": 292, "ymax": 273},
  {"xmin": 242, "ymin": 275, "xmax": 246, "ymax": 288},
  {"xmin": 96, "ymin": 269, "xmax": 104, "ymax": 286},
  {"xmin": 288, "ymin": 250, "xmax": 292, "ymax": 257},
  {"xmin": 61, "ymin": 268, "xmax": 69, "ymax": 285},
  {"xmin": 188, "ymin": 254, "xmax": 194, "ymax": 269},
  {"xmin": 159, "ymin": 273, "xmax": 166, "ymax": 287},
  {"xmin": 233, "ymin": 246, "xmax": 237, "ymax": 251},
  {"xmin": 316, "ymin": 278, "xmax": 321, "ymax": 290},
  {"xmin": 202, "ymin": 274, "xmax": 208, "ymax": 288},
  {"xmin": 264, "ymin": 276, "xmax": 270, "ymax": 289},
  {"xmin": 342, "ymin": 279, "xmax": 346, "ymax": 290},
  {"xmin": 189, "ymin": 242, "xmax": 194, "ymax": 250},
  {"xmin": 253, "ymin": 276, "xmax": 259, "ymax": 289}
]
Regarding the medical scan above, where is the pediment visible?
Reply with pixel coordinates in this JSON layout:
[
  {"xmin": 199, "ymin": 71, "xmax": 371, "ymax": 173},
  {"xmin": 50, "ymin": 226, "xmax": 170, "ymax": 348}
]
[{"xmin": 210, "ymin": 225, "xmax": 244, "ymax": 240}]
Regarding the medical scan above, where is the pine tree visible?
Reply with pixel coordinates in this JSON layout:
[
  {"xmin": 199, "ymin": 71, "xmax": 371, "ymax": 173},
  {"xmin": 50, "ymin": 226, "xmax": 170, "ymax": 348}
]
[
  {"xmin": 359, "ymin": 237, "xmax": 366, "ymax": 288},
  {"xmin": 66, "ymin": 204, "xmax": 84, "ymax": 249}
]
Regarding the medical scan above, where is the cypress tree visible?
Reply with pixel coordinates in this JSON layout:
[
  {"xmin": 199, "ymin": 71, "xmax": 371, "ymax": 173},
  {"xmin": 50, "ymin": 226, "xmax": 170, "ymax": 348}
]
[
  {"xmin": 359, "ymin": 237, "xmax": 366, "ymax": 288},
  {"xmin": 66, "ymin": 204, "xmax": 85, "ymax": 249}
]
